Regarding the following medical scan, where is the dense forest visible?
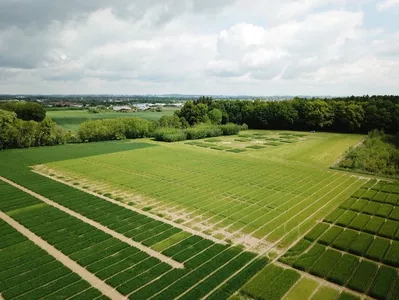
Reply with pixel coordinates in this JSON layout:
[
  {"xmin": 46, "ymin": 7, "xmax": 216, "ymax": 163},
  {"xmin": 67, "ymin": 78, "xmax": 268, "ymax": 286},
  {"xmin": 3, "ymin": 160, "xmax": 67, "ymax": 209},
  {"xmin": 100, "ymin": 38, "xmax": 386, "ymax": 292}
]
[{"xmin": 176, "ymin": 95, "xmax": 399, "ymax": 134}]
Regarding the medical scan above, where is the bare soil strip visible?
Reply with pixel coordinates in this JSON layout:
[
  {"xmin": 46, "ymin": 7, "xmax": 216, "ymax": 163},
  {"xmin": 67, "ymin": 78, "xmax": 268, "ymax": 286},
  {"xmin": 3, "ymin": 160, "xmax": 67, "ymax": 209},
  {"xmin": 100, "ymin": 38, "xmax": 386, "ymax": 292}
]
[
  {"xmin": 33, "ymin": 168, "xmax": 227, "ymax": 245},
  {"xmin": 0, "ymin": 210, "xmax": 125, "ymax": 300},
  {"xmin": 0, "ymin": 176, "xmax": 183, "ymax": 269}
]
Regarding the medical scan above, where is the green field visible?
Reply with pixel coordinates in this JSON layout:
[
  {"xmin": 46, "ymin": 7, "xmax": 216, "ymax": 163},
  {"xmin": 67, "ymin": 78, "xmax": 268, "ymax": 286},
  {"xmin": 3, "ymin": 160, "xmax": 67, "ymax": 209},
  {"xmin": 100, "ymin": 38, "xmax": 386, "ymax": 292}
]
[
  {"xmin": 1, "ymin": 130, "xmax": 398, "ymax": 299},
  {"xmin": 47, "ymin": 107, "xmax": 177, "ymax": 131},
  {"xmin": 43, "ymin": 131, "xmax": 365, "ymax": 253}
]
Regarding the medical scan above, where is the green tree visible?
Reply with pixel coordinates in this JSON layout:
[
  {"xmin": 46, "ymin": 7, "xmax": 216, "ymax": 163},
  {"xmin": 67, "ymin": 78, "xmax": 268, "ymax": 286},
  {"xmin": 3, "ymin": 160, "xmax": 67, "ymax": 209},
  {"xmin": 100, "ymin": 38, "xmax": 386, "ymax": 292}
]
[{"xmin": 208, "ymin": 108, "xmax": 223, "ymax": 124}]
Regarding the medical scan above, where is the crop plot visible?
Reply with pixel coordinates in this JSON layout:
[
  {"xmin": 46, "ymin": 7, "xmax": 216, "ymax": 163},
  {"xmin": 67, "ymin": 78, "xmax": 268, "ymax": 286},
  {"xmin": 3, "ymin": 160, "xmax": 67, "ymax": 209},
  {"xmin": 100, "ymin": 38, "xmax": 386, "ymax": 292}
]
[
  {"xmin": 0, "ymin": 132, "xmax": 370, "ymax": 299},
  {"xmin": 41, "ymin": 137, "xmax": 365, "ymax": 253},
  {"xmin": 0, "ymin": 218, "xmax": 105, "ymax": 300},
  {"xmin": 279, "ymin": 179, "xmax": 399, "ymax": 299}
]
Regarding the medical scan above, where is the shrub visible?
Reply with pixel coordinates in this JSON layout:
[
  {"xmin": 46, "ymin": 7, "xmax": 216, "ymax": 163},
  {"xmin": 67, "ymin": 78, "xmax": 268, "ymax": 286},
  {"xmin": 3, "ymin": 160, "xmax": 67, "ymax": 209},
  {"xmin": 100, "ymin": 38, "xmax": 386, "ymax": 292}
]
[
  {"xmin": 153, "ymin": 128, "xmax": 187, "ymax": 142},
  {"xmin": 184, "ymin": 125, "xmax": 223, "ymax": 140},
  {"xmin": 218, "ymin": 123, "xmax": 241, "ymax": 135}
]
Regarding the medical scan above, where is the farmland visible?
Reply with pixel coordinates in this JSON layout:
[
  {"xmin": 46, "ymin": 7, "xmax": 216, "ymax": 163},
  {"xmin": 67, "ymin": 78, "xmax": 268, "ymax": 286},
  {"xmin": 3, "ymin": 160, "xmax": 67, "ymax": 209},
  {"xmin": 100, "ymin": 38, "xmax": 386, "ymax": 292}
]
[
  {"xmin": 0, "ymin": 130, "xmax": 398, "ymax": 299},
  {"xmin": 47, "ymin": 108, "xmax": 177, "ymax": 131}
]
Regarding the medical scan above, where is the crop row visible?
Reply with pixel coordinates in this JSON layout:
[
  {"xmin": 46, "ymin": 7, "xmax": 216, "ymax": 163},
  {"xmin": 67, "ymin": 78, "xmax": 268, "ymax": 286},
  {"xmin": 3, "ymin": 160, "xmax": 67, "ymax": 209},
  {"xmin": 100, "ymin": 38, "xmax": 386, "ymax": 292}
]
[
  {"xmin": 324, "ymin": 207, "xmax": 399, "ymax": 240},
  {"xmin": 1, "ymin": 183, "xmax": 267, "ymax": 299},
  {"xmin": 340, "ymin": 198, "xmax": 399, "ymax": 221},
  {"xmin": 282, "ymin": 242, "xmax": 399, "ymax": 298},
  {"xmin": 0, "ymin": 220, "xmax": 100, "ymax": 300},
  {"xmin": 306, "ymin": 223, "xmax": 399, "ymax": 267},
  {"xmin": 44, "ymin": 145, "xmax": 357, "ymax": 239},
  {"xmin": 241, "ymin": 264, "xmax": 301, "ymax": 300}
]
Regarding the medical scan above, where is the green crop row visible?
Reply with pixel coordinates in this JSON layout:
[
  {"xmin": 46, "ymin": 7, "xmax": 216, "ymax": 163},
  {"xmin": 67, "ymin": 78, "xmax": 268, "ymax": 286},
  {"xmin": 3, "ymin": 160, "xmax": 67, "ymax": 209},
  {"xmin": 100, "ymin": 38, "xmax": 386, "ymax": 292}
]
[
  {"xmin": 0, "ymin": 220, "xmax": 97, "ymax": 300},
  {"xmin": 286, "ymin": 240, "xmax": 399, "ymax": 298}
]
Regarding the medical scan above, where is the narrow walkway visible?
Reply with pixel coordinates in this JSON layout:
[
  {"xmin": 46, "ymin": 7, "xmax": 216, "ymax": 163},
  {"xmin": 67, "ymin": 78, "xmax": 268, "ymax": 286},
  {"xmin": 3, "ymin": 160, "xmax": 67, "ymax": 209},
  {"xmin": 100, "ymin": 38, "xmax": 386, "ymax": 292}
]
[
  {"xmin": 0, "ymin": 211, "xmax": 125, "ymax": 300},
  {"xmin": 0, "ymin": 176, "xmax": 184, "ymax": 269},
  {"xmin": 34, "ymin": 168, "xmax": 227, "ymax": 245}
]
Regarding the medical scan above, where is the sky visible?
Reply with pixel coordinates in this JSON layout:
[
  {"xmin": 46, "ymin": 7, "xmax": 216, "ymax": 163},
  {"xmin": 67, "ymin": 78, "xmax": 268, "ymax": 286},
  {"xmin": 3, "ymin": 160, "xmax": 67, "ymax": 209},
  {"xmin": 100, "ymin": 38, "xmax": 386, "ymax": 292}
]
[{"xmin": 0, "ymin": 0, "xmax": 398, "ymax": 96}]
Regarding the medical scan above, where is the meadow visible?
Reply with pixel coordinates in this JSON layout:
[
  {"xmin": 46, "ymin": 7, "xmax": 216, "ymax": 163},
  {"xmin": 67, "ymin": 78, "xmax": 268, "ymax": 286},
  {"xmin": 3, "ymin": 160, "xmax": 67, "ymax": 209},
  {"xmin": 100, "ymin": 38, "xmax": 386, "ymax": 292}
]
[
  {"xmin": 0, "ymin": 130, "xmax": 397, "ymax": 299},
  {"xmin": 47, "ymin": 108, "xmax": 176, "ymax": 131}
]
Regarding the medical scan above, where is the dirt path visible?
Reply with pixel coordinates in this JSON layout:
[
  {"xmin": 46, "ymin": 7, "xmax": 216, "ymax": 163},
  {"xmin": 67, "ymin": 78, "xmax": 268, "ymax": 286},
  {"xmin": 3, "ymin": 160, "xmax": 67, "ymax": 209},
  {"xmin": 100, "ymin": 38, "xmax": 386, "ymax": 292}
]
[
  {"xmin": 33, "ymin": 169, "xmax": 227, "ymax": 245},
  {"xmin": 0, "ymin": 176, "xmax": 183, "ymax": 269},
  {"xmin": 0, "ymin": 210, "xmax": 125, "ymax": 300}
]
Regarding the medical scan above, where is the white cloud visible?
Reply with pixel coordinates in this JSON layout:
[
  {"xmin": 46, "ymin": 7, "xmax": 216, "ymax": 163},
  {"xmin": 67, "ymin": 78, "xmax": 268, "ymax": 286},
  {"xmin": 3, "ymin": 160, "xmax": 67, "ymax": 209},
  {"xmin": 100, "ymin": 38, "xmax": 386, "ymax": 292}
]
[
  {"xmin": 377, "ymin": 0, "xmax": 399, "ymax": 11},
  {"xmin": 0, "ymin": 1, "xmax": 398, "ymax": 95}
]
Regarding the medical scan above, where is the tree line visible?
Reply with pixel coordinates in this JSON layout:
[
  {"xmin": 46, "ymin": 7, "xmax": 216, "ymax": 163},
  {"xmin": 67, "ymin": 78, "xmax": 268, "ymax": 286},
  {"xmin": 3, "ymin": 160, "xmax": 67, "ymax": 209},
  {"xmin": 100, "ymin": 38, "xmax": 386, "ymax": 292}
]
[{"xmin": 176, "ymin": 95, "xmax": 399, "ymax": 134}]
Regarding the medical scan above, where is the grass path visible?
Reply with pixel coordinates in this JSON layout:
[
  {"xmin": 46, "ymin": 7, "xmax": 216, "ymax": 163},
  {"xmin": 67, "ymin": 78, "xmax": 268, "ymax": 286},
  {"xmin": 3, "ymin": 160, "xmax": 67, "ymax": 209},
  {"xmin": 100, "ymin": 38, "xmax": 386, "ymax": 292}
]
[
  {"xmin": 0, "ymin": 176, "xmax": 183, "ymax": 269},
  {"xmin": 0, "ymin": 211, "xmax": 124, "ymax": 300}
]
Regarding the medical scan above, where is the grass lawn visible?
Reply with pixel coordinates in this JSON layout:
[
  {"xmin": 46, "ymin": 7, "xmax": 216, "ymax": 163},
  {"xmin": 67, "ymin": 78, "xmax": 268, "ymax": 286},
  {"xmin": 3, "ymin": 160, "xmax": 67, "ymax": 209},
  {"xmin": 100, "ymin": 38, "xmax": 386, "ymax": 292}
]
[{"xmin": 47, "ymin": 107, "xmax": 177, "ymax": 131}]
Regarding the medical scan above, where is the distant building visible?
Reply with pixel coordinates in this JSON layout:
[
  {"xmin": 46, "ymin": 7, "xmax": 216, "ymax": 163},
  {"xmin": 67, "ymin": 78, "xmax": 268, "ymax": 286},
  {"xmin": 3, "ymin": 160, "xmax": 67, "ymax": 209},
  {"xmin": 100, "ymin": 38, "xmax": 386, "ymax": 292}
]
[
  {"xmin": 135, "ymin": 103, "xmax": 150, "ymax": 111},
  {"xmin": 112, "ymin": 105, "xmax": 132, "ymax": 112}
]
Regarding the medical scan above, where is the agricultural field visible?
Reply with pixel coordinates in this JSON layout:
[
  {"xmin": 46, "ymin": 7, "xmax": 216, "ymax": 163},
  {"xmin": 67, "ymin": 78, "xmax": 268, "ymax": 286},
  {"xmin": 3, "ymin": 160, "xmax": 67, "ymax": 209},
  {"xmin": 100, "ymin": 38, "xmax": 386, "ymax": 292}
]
[
  {"xmin": 47, "ymin": 107, "xmax": 176, "ymax": 131},
  {"xmin": 0, "ymin": 130, "xmax": 397, "ymax": 299}
]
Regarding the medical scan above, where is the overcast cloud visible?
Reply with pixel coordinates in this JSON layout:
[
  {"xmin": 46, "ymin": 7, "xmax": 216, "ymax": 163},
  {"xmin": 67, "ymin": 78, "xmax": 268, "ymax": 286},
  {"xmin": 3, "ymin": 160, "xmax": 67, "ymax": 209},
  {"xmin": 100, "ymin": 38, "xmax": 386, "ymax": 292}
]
[{"xmin": 0, "ymin": 0, "xmax": 398, "ymax": 95}]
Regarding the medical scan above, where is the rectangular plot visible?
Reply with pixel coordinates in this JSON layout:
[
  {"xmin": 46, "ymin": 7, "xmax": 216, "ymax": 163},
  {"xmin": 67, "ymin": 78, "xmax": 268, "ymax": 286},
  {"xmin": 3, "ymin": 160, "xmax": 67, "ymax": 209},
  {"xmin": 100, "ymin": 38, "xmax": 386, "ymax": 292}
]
[
  {"xmin": 324, "ymin": 208, "xmax": 345, "ymax": 223},
  {"xmin": 390, "ymin": 207, "xmax": 399, "ymax": 221},
  {"xmin": 336, "ymin": 210, "xmax": 357, "ymax": 227},
  {"xmin": 305, "ymin": 223, "xmax": 329, "ymax": 242},
  {"xmin": 375, "ymin": 204, "xmax": 394, "ymax": 218},
  {"xmin": 364, "ymin": 216, "xmax": 385, "ymax": 235},
  {"xmin": 310, "ymin": 285, "xmax": 340, "ymax": 300},
  {"xmin": 385, "ymin": 193, "xmax": 399, "ymax": 205},
  {"xmin": 340, "ymin": 197, "xmax": 357, "ymax": 210},
  {"xmin": 284, "ymin": 277, "xmax": 319, "ymax": 300},
  {"xmin": 318, "ymin": 226, "xmax": 344, "ymax": 246},
  {"xmin": 363, "ymin": 189, "xmax": 377, "ymax": 200},
  {"xmin": 347, "ymin": 260, "xmax": 378, "ymax": 293},
  {"xmin": 348, "ymin": 214, "xmax": 370, "ymax": 231},
  {"xmin": 293, "ymin": 243, "xmax": 326, "ymax": 272},
  {"xmin": 368, "ymin": 266, "xmax": 397, "ymax": 300},
  {"xmin": 363, "ymin": 202, "xmax": 381, "ymax": 215},
  {"xmin": 383, "ymin": 241, "xmax": 399, "ymax": 267},
  {"xmin": 242, "ymin": 264, "xmax": 284, "ymax": 298},
  {"xmin": 260, "ymin": 269, "xmax": 300, "ymax": 300},
  {"xmin": 347, "ymin": 232, "xmax": 374, "ymax": 256},
  {"xmin": 279, "ymin": 239, "xmax": 312, "ymax": 265},
  {"xmin": 373, "ymin": 192, "xmax": 389, "ymax": 203},
  {"xmin": 350, "ymin": 199, "xmax": 368, "ymax": 212},
  {"xmin": 309, "ymin": 249, "xmax": 342, "ymax": 278},
  {"xmin": 327, "ymin": 254, "xmax": 359, "ymax": 285},
  {"xmin": 378, "ymin": 220, "xmax": 399, "ymax": 239},
  {"xmin": 332, "ymin": 229, "xmax": 359, "ymax": 251},
  {"xmin": 365, "ymin": 237, "xmax": 390, "ymax": 262}
]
